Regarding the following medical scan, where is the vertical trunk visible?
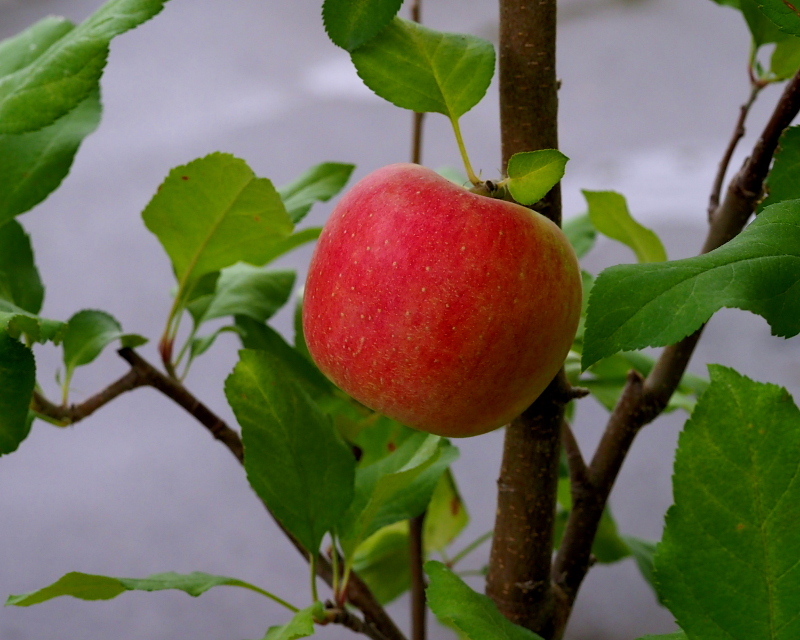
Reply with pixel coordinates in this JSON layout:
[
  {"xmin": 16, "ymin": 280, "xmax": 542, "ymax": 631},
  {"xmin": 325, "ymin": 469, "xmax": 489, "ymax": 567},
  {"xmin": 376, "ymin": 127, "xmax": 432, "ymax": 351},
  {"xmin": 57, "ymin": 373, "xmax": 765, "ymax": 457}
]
[{"xmin": 485, "ymin": 1, "xmax": 563, "ymax": 637}]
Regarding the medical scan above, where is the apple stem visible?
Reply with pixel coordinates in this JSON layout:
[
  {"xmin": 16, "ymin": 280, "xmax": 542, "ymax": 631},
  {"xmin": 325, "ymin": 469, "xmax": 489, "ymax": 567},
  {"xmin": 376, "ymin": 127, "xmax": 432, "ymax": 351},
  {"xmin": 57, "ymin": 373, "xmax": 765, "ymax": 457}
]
[{"xmin": 450, "ymin": 116, "xmax": 481, "ymax": 186}]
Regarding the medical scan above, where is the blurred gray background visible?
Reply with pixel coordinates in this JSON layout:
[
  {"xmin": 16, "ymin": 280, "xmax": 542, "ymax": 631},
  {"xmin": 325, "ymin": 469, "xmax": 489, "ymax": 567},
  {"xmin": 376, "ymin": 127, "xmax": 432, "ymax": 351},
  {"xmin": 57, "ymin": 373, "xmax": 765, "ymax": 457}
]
[{"xmin": 1, "ymin": 0, "xmax": 798, "ymax": 639}]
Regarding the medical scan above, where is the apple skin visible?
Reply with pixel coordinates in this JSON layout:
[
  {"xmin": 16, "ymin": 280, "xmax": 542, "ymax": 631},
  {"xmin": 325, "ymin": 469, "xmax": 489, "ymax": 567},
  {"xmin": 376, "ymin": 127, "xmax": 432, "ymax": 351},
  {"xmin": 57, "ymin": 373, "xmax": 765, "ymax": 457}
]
[{"xmin": 303, "ymin": 163, "xmax": 582, "ymax": 438}]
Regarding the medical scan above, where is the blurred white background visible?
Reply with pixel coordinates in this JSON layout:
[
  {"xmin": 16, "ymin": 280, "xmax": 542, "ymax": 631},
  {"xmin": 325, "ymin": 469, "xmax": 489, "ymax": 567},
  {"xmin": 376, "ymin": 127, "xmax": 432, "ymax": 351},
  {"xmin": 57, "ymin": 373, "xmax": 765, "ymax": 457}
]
[{"xmin": 0, "ymin": 0, "xmax": 798, "ymax": 639}]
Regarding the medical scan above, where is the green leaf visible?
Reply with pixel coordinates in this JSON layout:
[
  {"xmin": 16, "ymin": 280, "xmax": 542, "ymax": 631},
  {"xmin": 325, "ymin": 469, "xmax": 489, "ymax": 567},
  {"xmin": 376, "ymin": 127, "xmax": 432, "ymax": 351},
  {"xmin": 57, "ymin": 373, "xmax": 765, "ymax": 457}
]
[
  {"xmin": 563, "ymin": 214, "xmax": 597, "ymax": 259},
  {"xmin": 770, "ymin": 37, "xmax": 800, "ymax": 79},
  {"xmin": 634, "ymin": 634, "xmax": 686, "ymax": 640},
  {"xmin": 592, "ymin": 508, "xmax": 631, "ymax": 564},
  {"xmin": 740, "ymin": 0, "xmax": 790, "ymax": 45},
  {"xmin": 62, "ymin": 309, "xmax": 124, "ymax": 375},
  {"xmin": 225, "ymin": 349, "xmax": 356, "ymax": 553},
  {"xmin": 762, "ymin": 126, "xmax": 800, "ymax": 210},
  {"xmin": 233, "ymin": 318, "xmax": 335, "ymax": 400},
  {"xmin": 350, "ymin": 415, "xmax": 418, "ymax": 466},
  {"xmin": 188, "ymin": 266, "xmax": 295, "ymax": 327},
  {"xmin": 0, "ymin": 302, "xmax": 65, "ymax": 344},
  {"xmin": 0, "ymin": 333, "xmax": 35, "ymax": 456},
  {"xmin": 425, "ymin": 469, "xmax": 469, "ymax": 553},
  {"xmin": 279, "ymin": 162, "xmax": 355, "ymax": 224},
  {"xmin": 189, "ymin": 325, "xmax": 238, "ymax": 359},
  {"xmin": 0, "ymin": 0, "xmax": 168, "ymax": 134},
  {"xmin": 0, "ymin": 16, "xmax": 75, "ymax": 79},
  {"xmin": 622, "ymin": 535, "xmax": 659, "ymax": 594},
  {"xmin": 7, "ymin": 570, "xmax": 283, "ymax": 606},
  {"xmin": 261, "ymin": 602, "xmax": 324, "ymax": 640},
  {"xmin": 338, "ymin": 433, "xmax": 459, "ymax": 558},
  {"xmin": 352, "ymin": 521, "xmax": 412, "ymax": 605},
  {"xmin": 425, "ymin": 561, "xmax": 544, "ymax": 640},
  {"xmin": 583, "ymin": 190, "xmax": 667, "ymax": 263},
  {"xmin": 505, "ymin": 150, "xmax": 569, "ymax": 206},
  {"xmin": 582, "ymin": 200, "xmax": 800, "ymax": 369},
  {"xmin": 323, "ymin": 0, "xmax": 404, "ymax": 51},
  {"xmin": 350, "ymin": 17, "xmax": 495, "ymax": 118},
  {"xmin": 351, "ymin": 470, "xmax": 469, "ymax": 606},
  {"xmin": 580, "ymin": 351, "xmax": 708, "ymax": 414},
  {"xmin": 0, "ymin": 90, "xmax": 101, "ymax": 224},
  {"xmin": 259, "ymin": 227, "xmax": 323, "ymax": 266},
  {"xmin": 0, "ymin": 220, "xmax": 43, "ymax": 313},
  {"xmin": 654, "ymin": 366, "xmax": 800, "ymax": 640},
  {"xmin": 747, "ymin": 0, "xmax": 800, "ymax": 38},
  {"xmin": 142, "ymin": 153, "xmax": 294, "ymax": 291},
  {"xmin": 293, "ymin": 292, "xmax": 311, "ymax": 361}
]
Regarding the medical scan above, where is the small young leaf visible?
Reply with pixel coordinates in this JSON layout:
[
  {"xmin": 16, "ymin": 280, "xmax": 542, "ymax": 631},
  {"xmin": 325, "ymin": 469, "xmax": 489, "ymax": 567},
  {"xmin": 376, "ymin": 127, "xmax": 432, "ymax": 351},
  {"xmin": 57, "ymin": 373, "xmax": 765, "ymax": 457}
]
[
  {"xmin": 0, "ymin": 220, "xmax": 44, "ymax": 313},
  {"xmin": 261, "ymin": 602, "xmax": 324, "ymax": 640},
  {"xmin": 338, "ymin": 433, "xmax": 458, "ymax": 558},
  {"xmin": 278, "ymin": 162, "xmax": 355, "ymax": 224},
  {"xmin": 142, "ymin": 153, "xmax": 294, "ymax": 291},
  {"xmin": 583, "ymin": 190, "xmax": 667, "ymax": 263},
  {"xmin": 226, "ymin": 349, "xmax": 356, "ymax": 553},
  {"xmin": 505, "ymin": 150, "xmax": 569, "ymax": 205},
  {"xmin": 0, "ymin": 90, "xmax": 101, "ymax": 225},
  {"xmin": 350, "ymin": 17, "xmax": 495, "ymax": 119},
  {"xmin": 62, "ymin": 310, "xmax": 124, "ymax": 374},
  {"xmin": 580, "ymin": 351, "xmax": 707, "ymax": 413},
  {"xmin": 7, "ymin": 571, "xmax": 287, "ymax": 607},
  {"xmin": 352, "ymin": 521, "xmax": 412, "ymax": 605},
  {"xmin": 0, "ymin": 333, "xmax": 35, "ymax": 456},
  {"xmin": 582, "ymin": 199, "xmax": 800, "ymax": 369},
  {"xmin": 654, "ymin": 366, "xmax": 800, "ymax": 640},
  {"xmin": 323, "ymin": 0, "xmax": 404, "ymax": 51},
  {"xmin": 621, "ymin": 535, "xmax": 659, "ymax": 594},
  {"xmin": 426, "ymin": 561, "xmax": 544, "ymax": 640},
  {"xmin": 770, "ymin": 37, "xmax": 800, "ymax": 80},
  {"xmin": 0, "ymin": 0, "xmax": 168, "ymax": 134},
  {"xmin": 562, "ymin": 213, "xmax": 597, "ymax": 259},
  {"xmin": 189, "ymin": 325, "xmax": 238, "ymax": 359},
  {"xmin": 0, "ymin": 303, "xmax": 66, "ymax": 344},
  {"xmin": 188, "ymin": 266, "xmax": 295, "ymax": 327},
  {"xmin": 761, "ymin": 126, "xmax": 800, "ymax": 210},
  {"xmin": 591, "ymin": 508, "xmax": 631, "ymax": 564},
  {"xmin": 424, "ymin": 469, "xmax": 469, "ymax": 553}
]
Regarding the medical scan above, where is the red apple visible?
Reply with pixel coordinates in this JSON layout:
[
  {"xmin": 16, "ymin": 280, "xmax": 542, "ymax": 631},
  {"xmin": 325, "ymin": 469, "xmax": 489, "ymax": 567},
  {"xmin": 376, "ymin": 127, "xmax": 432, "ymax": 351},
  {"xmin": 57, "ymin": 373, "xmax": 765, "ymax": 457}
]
[{"xmin": 303, "ymin": 163, "xmax": 582, "ymax": 438}]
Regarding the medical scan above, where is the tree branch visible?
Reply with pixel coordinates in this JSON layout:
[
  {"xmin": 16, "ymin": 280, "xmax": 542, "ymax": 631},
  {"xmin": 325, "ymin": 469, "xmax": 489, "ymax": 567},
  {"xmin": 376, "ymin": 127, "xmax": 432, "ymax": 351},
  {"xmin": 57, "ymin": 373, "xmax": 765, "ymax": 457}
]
[
  {"xmin": 409, "ymin": 513, "xmax": 427, "ymax": 640},
  {"xmin": 707, "ymin": 82, "xmax": 762, "ymax": 219},
  {"xmin": 550, "ymin": 68, "xmax": 800, "ymax": 637},
  {"xmin": 560, "ymin": 419, "xmax": 589, "ymax": 496},
  {"xmin": 31, "ymin": 368, "xmax": 147, "ymax": 424}
]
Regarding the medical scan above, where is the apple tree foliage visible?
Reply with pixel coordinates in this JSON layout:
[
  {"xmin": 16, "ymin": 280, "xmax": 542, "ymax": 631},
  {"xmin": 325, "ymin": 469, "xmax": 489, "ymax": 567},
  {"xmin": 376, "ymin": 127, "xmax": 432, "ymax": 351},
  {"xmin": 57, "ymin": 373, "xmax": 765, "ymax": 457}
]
[{"xmin": 1, "ymin": 0, "xmax": 799, "ymax": 639}]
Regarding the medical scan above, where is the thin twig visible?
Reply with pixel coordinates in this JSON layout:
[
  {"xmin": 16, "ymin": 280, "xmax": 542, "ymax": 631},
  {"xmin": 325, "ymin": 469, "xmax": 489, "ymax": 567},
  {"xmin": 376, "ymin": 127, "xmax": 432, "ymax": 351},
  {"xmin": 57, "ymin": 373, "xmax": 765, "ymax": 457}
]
[
  {"xmin": 409, "ymin": 513, "xmax": 427, "ymax": 640},
  {"xmin": 550, "ymin": 68, "xmax": 800, "ymax": 638},
  {"xmin": 31, "ymin": 368, "xmax": 147, "ymax": 424},
  {"xmin": 327, "ymin": 604, "xmax": 392, "ymax": 640},
  {"xmin": 560, "ymin": 420, "xmax": 590, "ymax": 496},
  {"xmin": 707, "ymin": 83, "xmax": 763, "ymax": 220},
  {"xmin": 118, "ymin": 347, "xmax": 244, "ymax": 461}
]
